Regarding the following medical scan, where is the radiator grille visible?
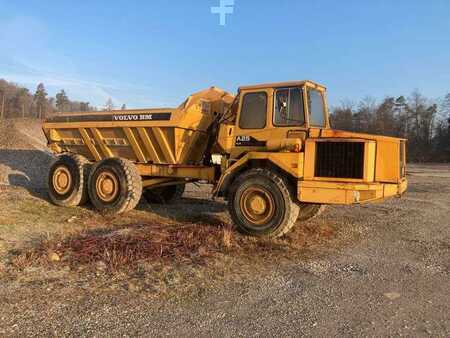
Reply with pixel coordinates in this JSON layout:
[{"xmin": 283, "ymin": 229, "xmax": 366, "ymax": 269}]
[{"xmin": 315, "ymin": 141, "xmax": 365, "ymax": 179}]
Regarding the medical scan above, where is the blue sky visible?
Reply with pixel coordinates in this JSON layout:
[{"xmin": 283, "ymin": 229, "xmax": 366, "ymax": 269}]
[{"xmin": 1, "ymin": 0, "xmax": 449, "ymax": 109}]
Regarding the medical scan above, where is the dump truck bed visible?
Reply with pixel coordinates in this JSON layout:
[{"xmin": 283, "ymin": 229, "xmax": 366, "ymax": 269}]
[{"xmin": 43, "ymin": 87, "xmax": 235, "ymax": 165}]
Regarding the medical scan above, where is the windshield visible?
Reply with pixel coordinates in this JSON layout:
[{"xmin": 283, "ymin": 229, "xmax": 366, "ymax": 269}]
[{"xmin": 307, "ymin": 89, "xmax": 325, "ymax": 127}]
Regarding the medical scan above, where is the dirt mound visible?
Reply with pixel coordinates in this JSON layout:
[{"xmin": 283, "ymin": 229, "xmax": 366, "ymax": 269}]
[
  {"xmin": 0, "ymin": 118, "xmax": 46, "ymax": 150},
  {"xmin": 0, "ymin": 119, "xmax": 53, "ymax": 191}
]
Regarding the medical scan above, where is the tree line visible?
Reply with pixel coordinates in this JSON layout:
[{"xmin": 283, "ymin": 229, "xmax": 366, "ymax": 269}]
[
  {"xmin": 1, "ymin": 78, "xmax": 448, "ymax": 162},
  {"xmin": 330, "ymin": 90, "xmax": 450, "ymax": 162},
  {"xmin": 0, "ymin": 79, "xmax": 124, "ymax": 120}
]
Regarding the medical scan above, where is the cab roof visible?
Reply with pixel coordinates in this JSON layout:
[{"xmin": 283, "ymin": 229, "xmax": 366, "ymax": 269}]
[{"xmin": 238, "ymin": 80, "xmax": 326, "ymax": 92}]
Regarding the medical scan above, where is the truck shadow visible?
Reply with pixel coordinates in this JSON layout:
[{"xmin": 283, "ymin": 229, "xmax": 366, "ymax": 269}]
[
  {"xmin": 139, "ymin": 197, "xmax": 229, "ymax": 226},
  {"xmin": 0, "ymin": 149, "xmax": 54, "ymax": 198}
]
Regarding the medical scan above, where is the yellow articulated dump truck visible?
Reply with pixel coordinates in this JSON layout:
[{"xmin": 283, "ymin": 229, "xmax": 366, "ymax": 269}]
[{"xmin": 43, "ymin": 81, "xmax": 407, "ymax": 237}]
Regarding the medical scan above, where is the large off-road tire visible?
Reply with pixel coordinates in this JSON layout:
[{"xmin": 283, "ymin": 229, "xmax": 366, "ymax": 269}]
[
  {"xmin": 48, "ymin": 153, "xmax": 90, "ymax": 207},
  {"xmin": 228, "ymin": 168, "xmax": 300, "ymax": 238},
  {"xmin": 88, "ymin": 158, "xmax": 142, "ymax": 214},
  {"xmin": 143, "ymin": 184, "xmax": 185, "ymax": 204},
  {"xmin": 297, "ymin": 203, "xmax": 326, "ymax": 222}
]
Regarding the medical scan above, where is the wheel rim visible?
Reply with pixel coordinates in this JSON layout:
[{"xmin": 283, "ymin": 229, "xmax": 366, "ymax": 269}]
[
  {"xmin": 239, "ymin": 186, "xmax": 275, "ymax": 226},
  {"xmin": 52, "ymin": 165, "xmax": 72, "ymax": 195},
  {"xmin": 95, "ymin": 171, "xmax": 119, "ymax": 202}
]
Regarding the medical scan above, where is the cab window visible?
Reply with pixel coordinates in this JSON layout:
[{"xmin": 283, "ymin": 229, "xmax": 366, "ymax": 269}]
[
  {"xmin": 239, "ymin": 92, "xmax": 267, "ymax": 129},
  {"xmin": 273, "ymin": 87, "xmax": 305, "ymax": 126},
  {"xmin": 307, "ymin": 89, "xmax": 325, "ymax": 126}
]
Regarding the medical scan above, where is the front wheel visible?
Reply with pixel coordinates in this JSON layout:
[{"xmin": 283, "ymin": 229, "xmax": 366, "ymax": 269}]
[{"xmin": 228, "ymin": 168, "xmax": 299, "ymax": 238}]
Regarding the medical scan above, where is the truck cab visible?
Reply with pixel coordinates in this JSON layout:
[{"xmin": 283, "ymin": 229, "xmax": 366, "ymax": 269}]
[
  {"xmin": 217, "ymin": 80, "xmax": 330, "ymax": 158},
  {"xmin": 214, "ymin": 81, "xmax": 407, "ymax": 237}
]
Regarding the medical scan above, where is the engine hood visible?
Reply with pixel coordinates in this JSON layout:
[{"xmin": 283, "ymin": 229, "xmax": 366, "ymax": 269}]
[
  {"xmin": 312, "ymin": 128, "xmax": 406, "ymax": 142},
  {"xmin": 307, "ymin": 128, "xmax": 407, "ymax": 184}
]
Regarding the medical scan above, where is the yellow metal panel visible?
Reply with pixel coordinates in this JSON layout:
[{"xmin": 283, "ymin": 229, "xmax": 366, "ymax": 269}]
[
  {"xmin": 216, "ymin": 125, "xmax": 235, "ymax": 154},
  {"xmin": 364, "ymin": 141, "xmax": 376, "ymax": 182},
  {"xmin": 123, "ymin": 127, "xmax": 147, "ymax": 163},
  {"xmin": 142, "ymin": 178, "xmax": 183, "ymax": 188},
  {"xmin": 300, "ymin": 186, "xmax": 354, "ymax": 204},
  {"xmin": 298, "ymin": 180, "xmax": 406, "ymax": 205},
  {"xmin": 90, "ymin": 128, "xmax": 113, "ymax": 158},
  {"xmin": 152, "ymin": 127, "xmax": 176, "ymax": 163},
  {"xmin": 320, "ymin": 128, "xmax": 406, "ymax": 142},
  {"xmin": 300, "ymin": 180, "xmax": 383, "ymax": 191},
  {"xmin": 136, "ymin": 164, "xmax": 215, "ymax": 181},
  {"xmin": 227, "ymin": 152, "xmax": 303, "ymax": 178},
  {"xmin": 78, "ymin": 128, "xmax": 101, "ymax": 161},
  {"xmin": 48, "ymin": 129, "xmax": 61, "ymax": 142},
  {"xmin": 303, "ymin": 139, "xmax": 316, "ymax": 180},
  {"xmin": 263, "ymin": 152, "xmax": 303, "ymax": 178},
  {"xmin": 376, "ymin": 140, "xmax": 400, "ymax": 183},
  {"xmin": 175, "ymin": 128, "xmax": 198, "ymax": 163},
  {"xmin": 137, "ymin": 127, "xmax": 162, "ymax": 163}
]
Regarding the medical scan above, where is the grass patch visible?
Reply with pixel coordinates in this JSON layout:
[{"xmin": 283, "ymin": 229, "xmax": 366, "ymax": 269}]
[{"xmin": 10, "ymin": 219, "xmax": 338, "ymax": 276}]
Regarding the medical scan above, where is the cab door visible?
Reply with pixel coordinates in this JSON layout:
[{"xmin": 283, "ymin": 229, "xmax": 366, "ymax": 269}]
[
  {"xmin": 269, "ymin": 86, "xmax": 308, "ymax": 140},
  {"xmin": 231, "ymin": 89, "xmax": 271, "ymax": 159}
]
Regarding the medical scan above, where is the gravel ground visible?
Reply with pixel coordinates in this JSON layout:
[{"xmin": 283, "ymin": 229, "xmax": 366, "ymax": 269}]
[{"xmin": 0, "ymin": 166, "xmax": 448, "ymax": 337}]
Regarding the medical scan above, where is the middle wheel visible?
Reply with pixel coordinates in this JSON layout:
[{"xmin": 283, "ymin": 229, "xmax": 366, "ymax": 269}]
[{"xmin": 88, "ymin": 158, "xmax": 142, "ymax": 214}]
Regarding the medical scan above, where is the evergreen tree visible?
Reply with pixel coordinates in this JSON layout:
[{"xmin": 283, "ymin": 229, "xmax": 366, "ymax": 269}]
[
  {"xmin": 394, "ymin": 96, "xmax": 409, "ymax": 137},
  {"xmin": 34, "ymin": 83, "xmax": 48, "ymax": 119},
  {"xmin": 55, "ymin": 89, "xmax": 69, "ymax": 112}
]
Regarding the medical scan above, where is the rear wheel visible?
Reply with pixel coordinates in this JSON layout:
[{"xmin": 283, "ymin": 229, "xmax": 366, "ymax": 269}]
[
  {"xmin": 143, "ymin": 184, "xmax": 185, "ymax": 204},
  {"xmin": 48, "ymin": 153, "xmax": 90, "ymax": 207},
  {"xmin": 88, "ymin": 158, "xmax": 142, "ymax": 214},
  {"xmin": 297, "ymin": 203, "xmax": 326, "ymax": 222},
  {"xmin": 228, "ymin": 168, "xmax": 299, "ymax": 238}
]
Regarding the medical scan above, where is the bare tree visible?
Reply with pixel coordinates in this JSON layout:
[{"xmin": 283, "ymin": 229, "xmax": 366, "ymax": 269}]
[
  {"xmin": 330, "ymin": 100, "xmax": 354, "ymax": 131},
  {"xmin": 104, "ymin": 98, "xmax": 114, "ymax": 111}
]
